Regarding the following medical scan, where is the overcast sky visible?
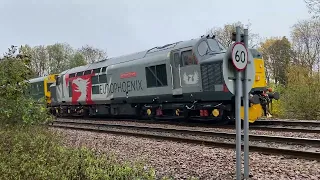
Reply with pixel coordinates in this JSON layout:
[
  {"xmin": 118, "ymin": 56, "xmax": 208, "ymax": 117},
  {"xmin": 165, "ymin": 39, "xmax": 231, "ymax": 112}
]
[{"xmin": 0, "ymin": 0, "xmax": 312, "ymax": 58}]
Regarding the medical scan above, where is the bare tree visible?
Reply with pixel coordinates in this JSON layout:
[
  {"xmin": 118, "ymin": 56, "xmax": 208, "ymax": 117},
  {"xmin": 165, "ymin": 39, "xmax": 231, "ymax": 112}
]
[
  {"xmin": 206, "ymin": 21, "xmax": 260, "ymax": 48},
  {"xmin": 31, "ymin": 45, "xmax": 49, "ymax": 77},
  {"xmin": 291, "ymin": 19, "xmax": 320, "ymax": 72},
  {"xmin": 78, "ymin": 45, "xmax": 107, "ymax": 63},
  {"xmin": 305, "ymin": 0, "xmax": 320, "ymax": 19}
]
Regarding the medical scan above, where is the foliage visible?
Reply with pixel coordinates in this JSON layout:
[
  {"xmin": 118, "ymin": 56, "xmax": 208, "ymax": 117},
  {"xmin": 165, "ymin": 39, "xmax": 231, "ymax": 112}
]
[
  {"xmin": 0, "ymin": 46, "xmax": 51, "ymax": 125},
  {"xmin": 259, "ymin": 36, "xmax": 292, "ymax": 85},
  {"xmin": 47, "ymin": 43, "xmax": 74, "ymax": 74},
  {"xmin": 268, "ymin": 83, "xmax": 286, "ymax": 118},
  {"xmin": 0, "ymin": 46, "xmax": 157, "ymax": 179},
  {"xmin": 79, "ymin": 44, "xmax": 108, "ymax": 63},
  {"xmin": 270, "ymin": 65, "xmax": 320, "ymax": 119},
  {"xmin": 69, "ymin": 51, "xmax": 87, "ymax": 69},
  {"xmin": 0, "ymin": 125, "xmax": 156, "ymax": 180},
  {"xmin": 19, "ymin": 43, "xmax": 107, "ymax": 77}
]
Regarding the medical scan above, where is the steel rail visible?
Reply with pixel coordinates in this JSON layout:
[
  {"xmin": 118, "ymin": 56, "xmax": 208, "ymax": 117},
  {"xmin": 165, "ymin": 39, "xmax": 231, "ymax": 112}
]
[
  {"xmin": 254, "ymin": 119, "xmax": 320, "ymax": 127},
  {"xmin": 56, "ymin": 117, "xmax": 320, "ymax": 131},
  {"xmin": 50, "ymin": 123, "xmax": 320, "ymax": 161},
  {"xmin": 52, "ymin": 120, "xmax": 320, "ymax": 146},
  {"xmin": 245, "ymin": 126, "xmax": 320, "ymax": 134}
]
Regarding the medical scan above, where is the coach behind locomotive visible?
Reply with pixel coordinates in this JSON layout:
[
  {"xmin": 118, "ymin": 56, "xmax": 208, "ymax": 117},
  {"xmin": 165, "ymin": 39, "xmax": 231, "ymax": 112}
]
[{"xmin": 49, "ymin": 35, "xmax": 279, "ymax": 124}]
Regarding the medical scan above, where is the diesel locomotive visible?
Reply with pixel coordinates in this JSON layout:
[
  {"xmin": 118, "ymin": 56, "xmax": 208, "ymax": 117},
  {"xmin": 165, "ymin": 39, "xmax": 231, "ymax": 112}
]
[{"xmin": 28, "ymin": 35, "xmax": 279, "ymax": 124}]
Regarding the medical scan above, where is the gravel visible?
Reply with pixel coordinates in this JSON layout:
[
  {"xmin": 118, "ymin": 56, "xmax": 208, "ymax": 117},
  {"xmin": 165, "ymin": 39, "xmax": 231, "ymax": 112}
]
[
  {"xmin": 50, "ymin": 127, "xmax": 320, "ymax": 180},
  {"xmin": 53, "ymin": 123, "xmax": 320, "ymax": 152},
  {"xmin": 55, "ymin": 118, "xmax": 320, "ymax": 139}
]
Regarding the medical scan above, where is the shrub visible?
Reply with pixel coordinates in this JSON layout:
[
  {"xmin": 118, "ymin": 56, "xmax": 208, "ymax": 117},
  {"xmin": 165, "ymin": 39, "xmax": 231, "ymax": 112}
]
[
  {"xmin": 0, "ymin": 46, "xmax": 52, "ymax": 125},
  {"xmin": 0, "ymin": 125, "xmax": 156, "ymax": 180},
  {"xmin": 0, "ymin": 46, "xmax": 156, "ymax": 179},
  {"xmin": 269, "ymin": 65, "xmax": 320, "ymax": 120}
]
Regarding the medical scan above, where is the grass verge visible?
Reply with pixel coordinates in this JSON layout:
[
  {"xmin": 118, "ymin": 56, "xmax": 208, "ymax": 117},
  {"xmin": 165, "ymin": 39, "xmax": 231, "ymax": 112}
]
[{"xmin": 0, "ymin": 124, "xmax": 156, "ymax": 180}]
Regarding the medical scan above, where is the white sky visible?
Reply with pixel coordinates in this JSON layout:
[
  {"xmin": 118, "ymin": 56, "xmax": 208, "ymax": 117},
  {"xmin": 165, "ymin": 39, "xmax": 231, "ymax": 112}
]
[{"xmin": 0, "ymin": 0, "xmax": 312, "ymax": 58}]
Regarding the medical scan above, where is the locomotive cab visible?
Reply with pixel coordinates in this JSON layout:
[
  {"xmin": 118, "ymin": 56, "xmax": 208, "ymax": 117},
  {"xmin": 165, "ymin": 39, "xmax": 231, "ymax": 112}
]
[
  {"xmin": 168, "ymin": 36, "xmax": 279, "ymax": 123},
  {"xmin": 169, "ymin": 37, "xmax": 226, "ymax": 95}
]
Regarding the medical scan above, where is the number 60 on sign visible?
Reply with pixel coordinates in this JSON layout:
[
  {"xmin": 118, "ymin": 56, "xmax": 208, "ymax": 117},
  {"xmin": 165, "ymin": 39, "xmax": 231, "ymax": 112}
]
[{"xmin": 231, "ymin": 42, "xmax": 248, "ymax": 71}]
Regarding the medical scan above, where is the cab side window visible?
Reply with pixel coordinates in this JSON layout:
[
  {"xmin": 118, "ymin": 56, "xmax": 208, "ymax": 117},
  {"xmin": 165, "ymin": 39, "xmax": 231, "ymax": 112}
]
[{"xmin": 181, "ymin": 50, "xmax": 196, "ymax": 66}]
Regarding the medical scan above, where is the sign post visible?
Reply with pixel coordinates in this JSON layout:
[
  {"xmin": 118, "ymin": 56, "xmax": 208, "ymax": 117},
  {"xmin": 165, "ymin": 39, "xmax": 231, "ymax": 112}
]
[
  {"xmin": 222, "ymin": 25, "xmax": 252, "ymax": 180},
  {"xmin": 233, "ymin": 26, "xmax": 248, "ymax": 180},
  {"xmin": 231, "ymin": 26, "xmax": 249, "ymax": 179},
  {"xmin": 243, "ymin": 28, "xmax": 250, "ymax": 180}
]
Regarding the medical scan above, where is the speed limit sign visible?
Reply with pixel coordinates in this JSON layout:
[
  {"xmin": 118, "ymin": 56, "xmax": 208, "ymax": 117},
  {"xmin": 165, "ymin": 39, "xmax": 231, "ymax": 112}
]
[{"xmin": 231, "ymin": 42, "xmax": 248, "ymax": 71}]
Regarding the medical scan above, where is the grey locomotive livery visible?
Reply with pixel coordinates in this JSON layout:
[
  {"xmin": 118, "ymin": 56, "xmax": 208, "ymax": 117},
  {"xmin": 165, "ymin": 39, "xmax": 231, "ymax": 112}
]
[{"xmin": 50, "ymin": 35, "xmax": 263, "ymax": 123}]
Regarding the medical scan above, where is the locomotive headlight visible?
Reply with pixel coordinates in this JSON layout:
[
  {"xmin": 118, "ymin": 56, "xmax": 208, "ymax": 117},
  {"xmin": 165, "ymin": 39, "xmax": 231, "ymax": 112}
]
[
  {"xmin": 212, "ymin": 109, "xmax": 219, "ymax": 117},
  {"xmin": 255, "ymin": 75, "xmax": 260, "ymax": 81}
]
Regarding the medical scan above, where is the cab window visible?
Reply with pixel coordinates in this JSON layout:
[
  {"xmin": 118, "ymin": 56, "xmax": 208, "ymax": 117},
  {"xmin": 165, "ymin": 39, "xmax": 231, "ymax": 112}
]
[
  {"xmin": 198, "ymin": 41, "xmax": 209, "ymax": 56},
  {"xmin": 207, "ymin": 39, "xmax": 223, "ymax": 52},
  {"xmin": 181, "ymin": 50, "xmax": 196, "ymax": 66}
]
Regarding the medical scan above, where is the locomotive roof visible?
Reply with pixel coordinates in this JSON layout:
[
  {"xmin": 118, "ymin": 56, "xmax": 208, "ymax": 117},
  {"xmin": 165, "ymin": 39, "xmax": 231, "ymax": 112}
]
[
  {"xmin": 28, "ymin": 76, "xmax": 46, "ymax": 83},
  {"xmin": 104, "ymin": 38, "xmax": 200, "ymax": 66},
  {"xmin": 59, "ymin": 37, "xmax": 201, "ymax": 75}
]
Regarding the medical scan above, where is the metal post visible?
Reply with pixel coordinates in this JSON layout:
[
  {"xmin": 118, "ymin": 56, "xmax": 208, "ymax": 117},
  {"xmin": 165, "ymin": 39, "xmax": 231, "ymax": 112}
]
[
  {"xmin": 235, "ymin": 26, "xmax": 242, "ymax": 180},
  {"xmin": 243, "ymin": 28, "xmax": 250, "ymax": 179}
]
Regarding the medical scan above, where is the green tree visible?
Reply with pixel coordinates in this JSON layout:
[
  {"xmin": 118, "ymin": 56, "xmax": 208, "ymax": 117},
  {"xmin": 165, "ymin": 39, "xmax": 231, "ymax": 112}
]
[
  {"xmin": 259, "ymin": 37, "xmax": 292, "ymax": 85},
  {"xmin": 0, "ymin": 46, "xmax": 51, "ymax": 124},
  {"xmin": 69, "ymin": 52, "xmax": 87, "ymax": 69},
  {"xmin": 47, "ymin": 43, "xmax": 74, "ymax": 74}
]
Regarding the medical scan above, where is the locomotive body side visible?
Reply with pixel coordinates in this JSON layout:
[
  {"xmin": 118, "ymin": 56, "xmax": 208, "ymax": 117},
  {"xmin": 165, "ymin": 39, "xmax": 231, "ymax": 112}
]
[{"xmin": 50, "ymin": 36, "xmax": 279, "ymax": 123}]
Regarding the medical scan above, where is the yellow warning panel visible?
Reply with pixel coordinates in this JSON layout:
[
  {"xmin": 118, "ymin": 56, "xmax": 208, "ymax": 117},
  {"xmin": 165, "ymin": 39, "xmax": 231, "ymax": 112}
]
[{"xmin": 240, "ymin": 104, "xmax": 264, "ymax": 123}]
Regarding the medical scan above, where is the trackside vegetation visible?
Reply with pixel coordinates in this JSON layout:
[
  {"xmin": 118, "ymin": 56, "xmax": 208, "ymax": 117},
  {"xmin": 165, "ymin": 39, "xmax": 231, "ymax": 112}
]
[
  {"xmin": 269, "ymin": 65, "xmax": 320, "ymax": 120},
  {"xmin": 0, "ymin": 46, "xmax": 157, "ymax": 180}
]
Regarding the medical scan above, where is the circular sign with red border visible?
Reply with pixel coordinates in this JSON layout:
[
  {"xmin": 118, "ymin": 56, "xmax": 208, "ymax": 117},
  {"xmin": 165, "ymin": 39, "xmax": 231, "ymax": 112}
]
[{"xmin": 231, "ymin": 42, "xmax": 248, "ymax": 71}]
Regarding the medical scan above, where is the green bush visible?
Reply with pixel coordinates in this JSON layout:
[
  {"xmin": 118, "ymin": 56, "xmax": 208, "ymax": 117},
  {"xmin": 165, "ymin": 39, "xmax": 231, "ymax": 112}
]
[
  {"xmin": 269, "ymin": 65, "xmax": 320, "ymax": 120},
  {"xmin": 0, "ymin": 46, "xmax": 52, "ymax": 125},
  {"xmin": 268, "ymin": 83, "xmax": 286, "ymax": 118},
  {"xmin": 0, "ymin": 125, "xmax": 156, "ymax": 180},
  {"xmin": 0, "ymin": 46, "xmax": 156, "ymax": 179}
]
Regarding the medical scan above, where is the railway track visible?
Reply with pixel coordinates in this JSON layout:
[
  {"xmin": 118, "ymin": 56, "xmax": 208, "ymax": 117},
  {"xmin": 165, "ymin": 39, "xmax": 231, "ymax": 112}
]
[
  {"xmin": 50, "ymin": 119, "xmax": 320, "ymax": 160},
  {"xmin": 255, "ymin": 119, "xmax": 320, "ymax": 127},
  {"xmin": 56, "ymin": 117, "xmax": 320, "ymax": 134}
]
